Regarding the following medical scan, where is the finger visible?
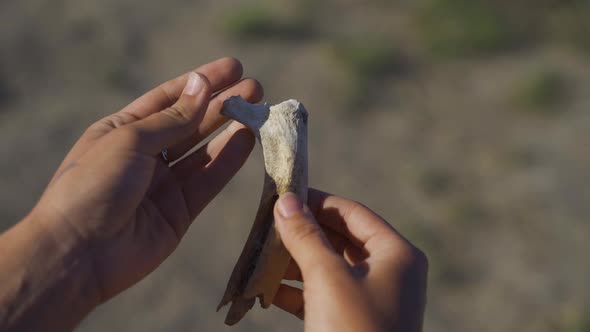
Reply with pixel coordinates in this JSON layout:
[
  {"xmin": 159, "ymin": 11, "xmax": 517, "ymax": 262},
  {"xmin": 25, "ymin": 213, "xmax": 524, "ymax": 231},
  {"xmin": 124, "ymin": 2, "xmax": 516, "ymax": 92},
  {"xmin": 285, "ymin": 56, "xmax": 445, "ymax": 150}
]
[
  {"xmin": 165, "ymin": 78, "xmax": 263, "ymax": 161},
  {"xmin": 275, "ymin": 193, "xmax": 347, "ymax": 276},
  {"xmin": 173, "ymin": 121, "xmax": 255, "ymax": 219},
  {"xmin": 147, "ymin": 165, "xmax": 192, "ymax": 240},
  {"xmin": 117, "ymin": 72, "xmax": 211, "ymax": 156},
  {"xmin": 307, "ymin": 189, "xmax": 409, "ymax": 255},
  {"xmin": 273, "ymin": 284, "xmax": 304, "ymax": 320},
  {"xmin": 51, "ymin": 58, "xmax": 243, "ymax": 182},
  {"xmin": 284, "ymin": 260, "xmax": 302, "ymax": 281},
  {"xmin": 171, "ymin": 121, "xmax": 252, "ymax": 179},
  {"xmin": 120, "ymin": 57, "xmax": 243, "ymax": 118},
  {"xmin": 283, "ymin": 227, "xmax": 367, "ymax": 283},
  {"xmin": 323, "ymin": 227, "xmax": 369, "ymax": 265}
]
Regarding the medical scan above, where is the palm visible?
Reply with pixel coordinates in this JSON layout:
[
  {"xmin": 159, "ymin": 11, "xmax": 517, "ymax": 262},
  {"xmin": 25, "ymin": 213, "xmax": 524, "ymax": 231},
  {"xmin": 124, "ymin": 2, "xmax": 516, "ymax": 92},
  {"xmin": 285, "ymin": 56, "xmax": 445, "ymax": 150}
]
[
  {"xmin": 38, "ymin": 58, "xmax": 263, "ymax": 303},
  {"xmin": 86, "ymin": 155, "xmax": 189, "ymax": 301}
]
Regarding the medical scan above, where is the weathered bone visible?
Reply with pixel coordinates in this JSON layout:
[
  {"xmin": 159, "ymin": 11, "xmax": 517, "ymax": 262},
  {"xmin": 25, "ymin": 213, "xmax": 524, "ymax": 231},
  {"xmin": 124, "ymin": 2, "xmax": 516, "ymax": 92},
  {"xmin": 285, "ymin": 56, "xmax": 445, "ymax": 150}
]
[{"xmin": 217, "ymin": 96, "xmax": 308, "ymax": 325}]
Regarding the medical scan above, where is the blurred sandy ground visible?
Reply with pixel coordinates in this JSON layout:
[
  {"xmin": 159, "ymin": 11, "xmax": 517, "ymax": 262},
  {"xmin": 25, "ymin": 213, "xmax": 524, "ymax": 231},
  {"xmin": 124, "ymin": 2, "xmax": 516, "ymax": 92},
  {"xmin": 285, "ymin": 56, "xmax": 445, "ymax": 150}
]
[{"xmin": 1, "ymin": 0, "xmax": 589, "ymax": 331}]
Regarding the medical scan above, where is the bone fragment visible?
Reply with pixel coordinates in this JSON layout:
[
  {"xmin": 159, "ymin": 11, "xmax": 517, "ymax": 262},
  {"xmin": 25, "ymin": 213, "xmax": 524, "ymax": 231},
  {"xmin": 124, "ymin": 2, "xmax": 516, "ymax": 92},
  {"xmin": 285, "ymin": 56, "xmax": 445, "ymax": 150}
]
[{"xmin": 217, "ymin": 96, "xmax": 308, "ymax": 325}]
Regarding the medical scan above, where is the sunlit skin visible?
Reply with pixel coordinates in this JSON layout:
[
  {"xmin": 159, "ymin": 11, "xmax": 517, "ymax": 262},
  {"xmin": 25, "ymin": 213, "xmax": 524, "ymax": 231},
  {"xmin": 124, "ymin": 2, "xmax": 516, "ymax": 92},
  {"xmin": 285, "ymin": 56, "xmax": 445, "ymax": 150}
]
[
  {"xmin": 273, "ymin": 191, "xmax": 428, "ymax": 332},
  {"xmin": 0, "ymin": 58, "xmax": 427, "ymax": 332}
]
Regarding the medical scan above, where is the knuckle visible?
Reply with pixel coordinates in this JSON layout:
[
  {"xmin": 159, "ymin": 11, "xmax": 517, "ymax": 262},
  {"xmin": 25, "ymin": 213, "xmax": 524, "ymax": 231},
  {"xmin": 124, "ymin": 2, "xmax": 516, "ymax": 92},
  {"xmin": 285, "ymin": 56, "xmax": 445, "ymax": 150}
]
[
  {"xmin": 198, "ymin": 75, "xmax": 212, "ymax": 94},
  {"xmin": 112, "ymin": 126, "xmax": 142, "ymax": 147},
  {"xmin": 396, "ymin": 242, "xmax": 429, "ymax": 273},
  {"xmin": 223, "ymin": 57, "xmax": 243, "ymax": 76},
  {"xmin": 242, "ymin": 78, "xmax": 264, "ymax": 101},
  {"xmin": 103, "ymin": 114, "xmax": 127, "ymax": 128},
  {"xmin": 102, "ymin": 112, "xmax": 141, "ymax": 129},
  {"xmin": 290, "ymin": 221, "xmax": 322, "ymax": 244},
  {"xmin": 85, "ymin": 122, "xmax": 107, "ymax": 137},
  {"xmin": 344, "ymin": 200, "xmax": 368, "ymax": 220},
  {"xmin": 163, "ymin": 105, "xmax": 192, "ymax": 124},
  {"xmin": 157, "ymin": 84, "xmax": 177, "ymax": 106},
  {"xmin": 303, "ymin": 255, "xmax": 348, "ymax": 279}
]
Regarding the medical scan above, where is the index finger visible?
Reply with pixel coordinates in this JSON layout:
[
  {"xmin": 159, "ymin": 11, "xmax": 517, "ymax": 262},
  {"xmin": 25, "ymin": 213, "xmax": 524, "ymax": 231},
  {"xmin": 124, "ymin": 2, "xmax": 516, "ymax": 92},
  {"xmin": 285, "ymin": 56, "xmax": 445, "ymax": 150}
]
[
  {"xmin": 50, "ymin": 58, "xmax": 244, "ymax": 183},
  {"xmin": 120, "ymin": 57, "xmax": 244, "ymax": 118},
  {"xmin": 307, "ymin": 189, "xmax": 410, "ymax": 254}
]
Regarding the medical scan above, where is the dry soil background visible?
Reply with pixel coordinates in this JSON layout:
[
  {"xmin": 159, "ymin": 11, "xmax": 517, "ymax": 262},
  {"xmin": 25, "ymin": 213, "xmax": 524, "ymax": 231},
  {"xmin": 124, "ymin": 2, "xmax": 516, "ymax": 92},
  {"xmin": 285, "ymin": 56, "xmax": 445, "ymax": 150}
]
[{"xmin": 1, "ymin": 1, "xmax": 589, "ymax": 331}]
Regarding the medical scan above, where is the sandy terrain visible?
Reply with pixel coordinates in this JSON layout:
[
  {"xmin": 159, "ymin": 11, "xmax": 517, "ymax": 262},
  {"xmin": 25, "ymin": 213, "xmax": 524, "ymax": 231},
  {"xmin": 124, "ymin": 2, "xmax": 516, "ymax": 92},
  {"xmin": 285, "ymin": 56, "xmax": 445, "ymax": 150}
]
[{"xmin": 1, "ymin": 1, "xmax": 589, "ymax": 331}]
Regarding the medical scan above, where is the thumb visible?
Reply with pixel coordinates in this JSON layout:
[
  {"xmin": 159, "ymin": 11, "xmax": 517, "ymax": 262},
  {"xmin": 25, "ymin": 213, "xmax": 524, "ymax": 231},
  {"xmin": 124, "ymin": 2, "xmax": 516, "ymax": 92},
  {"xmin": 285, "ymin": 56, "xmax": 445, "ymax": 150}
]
[
  {"xmin": 123, "ymin": 72, "xmax": 211, "ymax": 155},
  {"xmin": 275, "ymin": 192, "xmax": 344, "ymax": 274}
]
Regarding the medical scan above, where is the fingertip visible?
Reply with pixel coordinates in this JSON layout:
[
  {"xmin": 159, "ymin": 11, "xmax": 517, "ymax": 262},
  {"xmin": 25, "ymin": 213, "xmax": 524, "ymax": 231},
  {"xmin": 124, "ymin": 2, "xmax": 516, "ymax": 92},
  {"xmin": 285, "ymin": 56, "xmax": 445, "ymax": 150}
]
[
  {"xmin": 195, "ymin": 72, "xmax": 212, "ymax": 96},
  {"xmin": 174, "ymin": 73, "xmax": 212, "ymax": 120},
  {"xmin": 274, "ymin": 192, "xmax": 314, "ymax": 244},
  {"xmin": 276, "ymin": 192, "xmax": 304, "ymax": 219},
  {"xmin": 274, "ymin": 194, "xmax": 341, "ymax": 272},
  {"xmin": 200, "ymin": 70, "xmax": 212, "ymax": 83},
  {"xmin": 245, "ymin": 77, "xmax": 264, "ymax": 102},
  {"xmin": 220, "ymin": 56, "xmax": 244, "ymax": 79},
  {"xmin": 228, "ymin": 77, "xmax": 264, "ymax": 103},
  {"xmin": 180, "ymin": 72, "xmax": 211, "ymax": 100}
]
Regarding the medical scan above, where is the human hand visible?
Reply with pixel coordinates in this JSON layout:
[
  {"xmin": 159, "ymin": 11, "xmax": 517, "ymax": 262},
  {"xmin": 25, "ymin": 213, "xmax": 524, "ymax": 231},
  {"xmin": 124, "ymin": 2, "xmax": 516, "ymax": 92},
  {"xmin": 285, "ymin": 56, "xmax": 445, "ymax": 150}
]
[
  {"xmin": 30, "ymin": 57, "xmax": 263, "ymax": 304},
  {"xmin": 272, "ymin": 190, "xmax": 428, "ymax": 332}
]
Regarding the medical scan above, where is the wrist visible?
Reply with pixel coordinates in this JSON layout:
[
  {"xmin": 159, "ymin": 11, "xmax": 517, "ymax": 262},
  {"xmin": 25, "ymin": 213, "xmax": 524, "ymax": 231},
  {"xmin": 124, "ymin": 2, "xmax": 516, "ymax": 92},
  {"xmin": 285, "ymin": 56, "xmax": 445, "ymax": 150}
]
[{"xmin": 0, "ymin": 208, "xmax": 101, "ymax": 331}]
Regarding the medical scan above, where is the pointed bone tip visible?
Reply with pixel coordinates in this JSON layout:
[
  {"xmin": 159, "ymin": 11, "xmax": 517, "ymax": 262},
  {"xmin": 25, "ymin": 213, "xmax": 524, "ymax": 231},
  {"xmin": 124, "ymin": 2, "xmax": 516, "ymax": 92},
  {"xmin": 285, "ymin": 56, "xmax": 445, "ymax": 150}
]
[
  {"xmin": 271, "ymin": 99, "xmax": 307, "ymax": 116},
  {"xmin": 216, "ymin": 300, "xmax": 228, "ymax": 312},
  {"xmin": 281, "ymin": 99, "xmax": 301, "ymax": 109},
  {"xmin": 222, "ymin": 297, "xmax": 257, "ymax": 326},
  {"xmin": 224, "ymin": 315, "xmax": 240, "ymax": 326}
]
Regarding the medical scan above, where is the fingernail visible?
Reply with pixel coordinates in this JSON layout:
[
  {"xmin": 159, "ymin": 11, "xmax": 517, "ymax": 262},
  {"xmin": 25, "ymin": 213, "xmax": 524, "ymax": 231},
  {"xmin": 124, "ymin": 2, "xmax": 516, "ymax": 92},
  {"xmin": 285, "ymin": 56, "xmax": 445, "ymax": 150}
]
[
  {"xmin": 183, "ymin": 72, "xmax": 203, "ymax": 96},
  {"xmin": 278, "ymin": 192, "xmax": 303, "ymax": 218}
]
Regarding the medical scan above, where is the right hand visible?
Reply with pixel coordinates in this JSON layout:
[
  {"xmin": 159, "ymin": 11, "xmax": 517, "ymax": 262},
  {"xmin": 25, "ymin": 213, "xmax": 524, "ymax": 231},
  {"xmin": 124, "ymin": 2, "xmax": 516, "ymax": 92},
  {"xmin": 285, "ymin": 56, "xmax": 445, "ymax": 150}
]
[{"xmin": 273, "ymin": 189, "xmax": 428, "ymax": 332}]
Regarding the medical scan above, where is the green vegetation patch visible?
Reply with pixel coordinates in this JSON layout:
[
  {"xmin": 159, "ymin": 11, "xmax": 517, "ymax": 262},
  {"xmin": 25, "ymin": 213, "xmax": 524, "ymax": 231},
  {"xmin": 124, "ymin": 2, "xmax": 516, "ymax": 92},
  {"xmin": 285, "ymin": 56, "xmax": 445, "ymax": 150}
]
[
  {"xmin": 333, "ymin": 40, "xmax": 401, "ymax": 78},
  {"xmin": 547, "ymin": 5, "xmax": 590, "ymax": 53},
  {"xmin": 0, "ymin": 71, "xmax": 17, "ymax": 107},
  {"xmin": 416, "ymin": 0, "xmax": 590, "ymax": 57},
  {"xmin": 417, "ymin": 163, "xmax": 454, "ymax": 197},
  {"xmin": 329, "ymin": 38, "xmax": 405, "ymax": 115},
  {"xmin": 512, "ymin": 68, "xmax": 569, "ymax": 114},
  {"xmin": 223, "ymin": 7, "xmax": 311, "ymax": 41},
  {"xmin": 416, "ymin": 0, "xmax": 515, "ymax": 58},
  {"xmin": 565, "ymin": 316, "xmax": 590, "ymax": 332},
  {"xmin": 450, "ymin": 199, "xmax": 487, "ymax": 226}
]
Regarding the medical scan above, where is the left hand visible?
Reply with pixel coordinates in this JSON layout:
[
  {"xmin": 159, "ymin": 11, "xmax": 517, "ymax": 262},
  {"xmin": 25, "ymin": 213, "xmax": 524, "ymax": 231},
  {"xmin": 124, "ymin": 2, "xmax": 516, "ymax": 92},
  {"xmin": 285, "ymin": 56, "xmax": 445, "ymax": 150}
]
[{"xmin": 31, "ymin": 57, "xmax": 263, "ymax": 304}]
